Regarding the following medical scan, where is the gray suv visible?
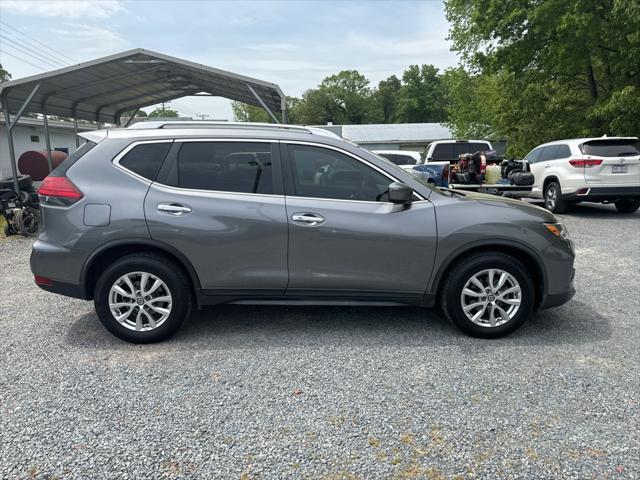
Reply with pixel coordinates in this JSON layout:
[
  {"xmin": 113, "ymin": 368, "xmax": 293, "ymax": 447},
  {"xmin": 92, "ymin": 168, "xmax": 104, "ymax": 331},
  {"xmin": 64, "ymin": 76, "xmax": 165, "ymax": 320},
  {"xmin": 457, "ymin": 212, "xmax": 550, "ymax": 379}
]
[{"xmin": 31, "ymin": 122, "xmax": 575, "ymax": 343}]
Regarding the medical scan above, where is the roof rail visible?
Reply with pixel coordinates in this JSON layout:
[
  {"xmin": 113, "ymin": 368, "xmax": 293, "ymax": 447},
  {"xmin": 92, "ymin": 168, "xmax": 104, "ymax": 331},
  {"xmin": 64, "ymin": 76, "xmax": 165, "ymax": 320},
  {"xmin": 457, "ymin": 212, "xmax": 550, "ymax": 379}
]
[
  {"xmin": 125, "ymin": 121, "xmax": 342, "ymax": 139},
  {"xmin": 128, "ymin": 121, "xmax": 307, "ymax": 131}
]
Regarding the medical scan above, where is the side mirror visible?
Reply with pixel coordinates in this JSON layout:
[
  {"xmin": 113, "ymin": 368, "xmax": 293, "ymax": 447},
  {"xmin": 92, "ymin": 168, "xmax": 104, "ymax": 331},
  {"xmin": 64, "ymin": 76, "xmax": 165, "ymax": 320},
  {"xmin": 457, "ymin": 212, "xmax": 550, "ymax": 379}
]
[
  {"xmin": 388, "ymin": 181, "xmax": 413, "ymax": 204},
  {"xmin": 426, "ymin": 157, "xmax": 433, "ymax": 161}
]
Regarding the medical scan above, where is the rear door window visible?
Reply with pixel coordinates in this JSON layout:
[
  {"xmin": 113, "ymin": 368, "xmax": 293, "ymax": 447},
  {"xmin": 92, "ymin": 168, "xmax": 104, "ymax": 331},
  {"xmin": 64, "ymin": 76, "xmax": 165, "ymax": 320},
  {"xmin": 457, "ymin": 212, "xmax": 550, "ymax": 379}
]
[
  {"xmin": 119, "ymin": 142, "xmax": 172, "ymax": 181},
  {"xmin": 580, "ymin": 139, "xmax": 640, "ymax": 157},
  {"xmin": 555, "ymin": 144, "xmax": 571, "ymax": 159},
  {"xmin": 538, "ymin": 145, "xmax": 560, "ymax": 162},
  {"xmin": 524, "ymin": 147, "xmax": 543, "ymax": 163},
  {"xmin": 170, "ymin": 141, "xmax": 275, "ymax": 194}
]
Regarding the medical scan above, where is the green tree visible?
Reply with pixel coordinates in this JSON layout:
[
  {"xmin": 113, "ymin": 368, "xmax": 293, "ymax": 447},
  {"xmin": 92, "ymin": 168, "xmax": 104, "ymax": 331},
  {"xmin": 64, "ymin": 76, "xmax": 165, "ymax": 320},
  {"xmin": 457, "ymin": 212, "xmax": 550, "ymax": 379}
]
[
  {"xmin": 122, "ymin": 109, "xmax": 147, "ymax": 118},
  {"xmin": 372, "ymin": 75, "xmax": 402, "ymax": 123},
  {"xmin": 397, "ymin": 65, "xmax": 448, "ymax": 123},
  {"xmin": 294, "ymin": 70, "xmax": 374, "ymax": 125},
  {"xmin": 445, "ymin": 0, "xmax": 640, "ymax": 155},
  {"xmin": 0, "ymin": 64, "xmax": 10, "ymax": 82},
  {"xmin": 148, "ymin": 104, "xmax": 179, "ymax": 117},
  {"xmin": 231, "ymin": 102, "xmax": 271, "ymax": 122}
]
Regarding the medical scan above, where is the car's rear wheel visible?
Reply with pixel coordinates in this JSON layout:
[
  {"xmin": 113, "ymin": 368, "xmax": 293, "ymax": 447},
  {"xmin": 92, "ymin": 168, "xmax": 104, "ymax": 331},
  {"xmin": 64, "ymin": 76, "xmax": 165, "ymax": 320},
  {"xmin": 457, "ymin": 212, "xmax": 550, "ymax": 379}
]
[
  {"xmin": 440, "ymin": 252, "xmax": 535, "ymax": 338},
  {"xmin": 544, "ymin": 181, "xmax": 568, "ymax": 213},
  {"xmin": 614, "ymin": 198, "xmax": 640, "ymax": 214},
  {"xmin": 94, "ymin": 253, "xmax": 192, "ymax": 343}
]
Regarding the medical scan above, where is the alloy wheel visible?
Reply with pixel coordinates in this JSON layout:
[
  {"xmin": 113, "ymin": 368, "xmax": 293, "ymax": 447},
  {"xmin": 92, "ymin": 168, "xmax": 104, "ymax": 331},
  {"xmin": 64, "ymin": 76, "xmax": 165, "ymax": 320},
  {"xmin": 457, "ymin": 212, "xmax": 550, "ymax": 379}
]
[
  {"xmin": 460, "ymin": 269, "xmax": 522, "ymax": 327},
  {"xmin": 108, "ymin": 271, "xmax": 173, "ymax": 331},
  {"xmin": 546, "ymin": 185, "xmax": 557, "ymax": 210}
]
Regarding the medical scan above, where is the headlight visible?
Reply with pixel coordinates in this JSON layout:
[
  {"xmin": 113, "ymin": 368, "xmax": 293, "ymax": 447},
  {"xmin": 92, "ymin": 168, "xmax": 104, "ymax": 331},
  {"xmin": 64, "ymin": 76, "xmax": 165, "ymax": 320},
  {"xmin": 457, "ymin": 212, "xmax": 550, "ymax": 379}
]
[{"xmin": 544, "ymin": 222, "xmax": 569, "ymax": 240}]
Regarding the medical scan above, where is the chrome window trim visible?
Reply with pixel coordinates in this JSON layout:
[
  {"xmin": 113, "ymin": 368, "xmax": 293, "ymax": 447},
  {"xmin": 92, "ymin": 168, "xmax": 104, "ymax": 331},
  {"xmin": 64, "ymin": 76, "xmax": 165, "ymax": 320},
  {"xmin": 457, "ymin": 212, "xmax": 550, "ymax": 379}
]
[
  {"xmin": 113, "ymin": 137, "xmax": 427, "ymax": 202},
  {"xmin": 151, "ymin": 181, "xmax": 284, "ymax": 200},
  {"xmin": 283, "ymin": 140, "xmax": 427, "ymax": 202},
  {"xmin": 112, "ymin": 139, "xmax": 174, "ymax": 185}
]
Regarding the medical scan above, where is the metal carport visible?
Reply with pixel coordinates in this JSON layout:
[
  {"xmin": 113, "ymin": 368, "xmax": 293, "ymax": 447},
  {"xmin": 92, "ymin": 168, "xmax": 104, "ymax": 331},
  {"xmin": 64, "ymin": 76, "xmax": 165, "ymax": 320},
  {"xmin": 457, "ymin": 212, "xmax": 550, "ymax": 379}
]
[{"xmin": 0, "ymin": 48, "xmax": 288, "ymax": 191}]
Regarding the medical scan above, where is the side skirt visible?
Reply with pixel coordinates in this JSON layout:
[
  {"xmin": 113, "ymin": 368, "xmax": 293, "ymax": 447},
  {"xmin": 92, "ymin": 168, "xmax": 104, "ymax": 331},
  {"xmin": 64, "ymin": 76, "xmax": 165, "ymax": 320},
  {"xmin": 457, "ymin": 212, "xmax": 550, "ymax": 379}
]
[{"xmin": 196, "ymin": 289, "xmax": 436, "ymax": 308}]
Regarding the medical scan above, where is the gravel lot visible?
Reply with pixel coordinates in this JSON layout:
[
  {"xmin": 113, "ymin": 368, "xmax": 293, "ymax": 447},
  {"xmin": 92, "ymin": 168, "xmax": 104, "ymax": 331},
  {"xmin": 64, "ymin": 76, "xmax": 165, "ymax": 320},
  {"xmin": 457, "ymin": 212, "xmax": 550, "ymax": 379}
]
[{"xmin": 1, "ymin": 202, "xmax": 638, "ymax": 479}]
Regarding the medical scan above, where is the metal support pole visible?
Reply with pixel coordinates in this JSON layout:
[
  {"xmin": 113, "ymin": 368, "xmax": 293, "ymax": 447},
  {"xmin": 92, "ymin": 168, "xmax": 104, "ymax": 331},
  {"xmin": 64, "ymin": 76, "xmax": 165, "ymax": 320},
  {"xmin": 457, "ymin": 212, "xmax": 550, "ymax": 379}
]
[
  {"xmin": 246, "ymin": 84, "xmax": 279, "ymax": 123},
  {"xmin": 2, "ymin": 82, "xmax": 42, "ymax": 190},
  {"xmin": 42, "ymin": 106, "xmax": 53, "ymax": 172},
  {"xmin": 2, "ymin": 99, "xmax": 21, "ymax": 192},
  {"xmin": 123, "ymin": 108, "xmax": 139, "ymax": 128},
  {"xmin": 73, "ymin": 118, "xmax": 79, "ymax": 147}
]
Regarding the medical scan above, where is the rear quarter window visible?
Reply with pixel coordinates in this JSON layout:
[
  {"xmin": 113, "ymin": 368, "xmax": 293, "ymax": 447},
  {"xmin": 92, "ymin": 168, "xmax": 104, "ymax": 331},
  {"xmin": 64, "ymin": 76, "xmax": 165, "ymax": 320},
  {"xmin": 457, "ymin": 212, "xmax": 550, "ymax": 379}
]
[
  {"xmin": 118, "ymin": 142, "xmax": 172, "ymax": 180},
  {"xmin": 580, "ymin": 139, "xmax": 640, "ymax": 157},
  {"xmin": 50, "ymin": 141, "xmax": 96, "ymax": 177}
]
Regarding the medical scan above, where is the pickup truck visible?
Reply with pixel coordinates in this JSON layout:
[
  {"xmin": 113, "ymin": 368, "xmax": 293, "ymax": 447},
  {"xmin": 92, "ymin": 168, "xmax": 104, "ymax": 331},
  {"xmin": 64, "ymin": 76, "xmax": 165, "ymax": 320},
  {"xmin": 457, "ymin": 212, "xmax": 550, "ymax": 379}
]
[{"xmin": 380, "ymin": 140, "xmax": 534, "ymax": 196}]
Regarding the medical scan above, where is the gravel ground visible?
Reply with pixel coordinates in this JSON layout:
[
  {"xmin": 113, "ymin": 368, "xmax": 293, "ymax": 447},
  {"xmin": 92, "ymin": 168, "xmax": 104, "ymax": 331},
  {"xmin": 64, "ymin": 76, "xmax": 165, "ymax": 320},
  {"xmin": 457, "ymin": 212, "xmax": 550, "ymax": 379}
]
[{"xmin": 0, "ymin": 202, "xmax": 638, "ymax": 480}]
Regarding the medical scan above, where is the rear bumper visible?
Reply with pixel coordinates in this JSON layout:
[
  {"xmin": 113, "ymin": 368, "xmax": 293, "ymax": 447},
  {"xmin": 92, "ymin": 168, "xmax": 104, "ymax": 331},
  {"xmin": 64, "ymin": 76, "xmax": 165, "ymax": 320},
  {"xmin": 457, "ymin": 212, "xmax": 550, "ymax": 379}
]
[
  {"xmin": 34, "ymin": 278, "xmax": 89, "ymax": 300},
  {"xmin": 30, "ymin": 239, "xmax": 89, "ymax": 299},
  {"xmin": 563, "ymin": 186, "xmax": 640, "ymax": 202}
]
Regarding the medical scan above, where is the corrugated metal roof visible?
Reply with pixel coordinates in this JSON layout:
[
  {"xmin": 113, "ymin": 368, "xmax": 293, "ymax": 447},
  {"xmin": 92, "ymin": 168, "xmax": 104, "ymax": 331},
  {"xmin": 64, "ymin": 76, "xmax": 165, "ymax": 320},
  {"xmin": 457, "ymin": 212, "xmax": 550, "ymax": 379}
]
[
  {"xmin": 341, "ymin": 123, "xmax": 452, "ymax": 143},
  {"xmin": 0, "ymin": 49, "xmax": 286, "ymax": 124}
]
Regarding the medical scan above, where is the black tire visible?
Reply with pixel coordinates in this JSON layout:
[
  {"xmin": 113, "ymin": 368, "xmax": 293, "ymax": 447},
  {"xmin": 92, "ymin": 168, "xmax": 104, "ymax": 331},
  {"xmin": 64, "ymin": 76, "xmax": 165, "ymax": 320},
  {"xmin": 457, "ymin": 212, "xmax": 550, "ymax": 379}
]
[
  {"xmin": 614, "ymin": 198, "xmax": 640, "ymax": 214},
  {"xmin": 94, "ymin": 253, "xmax": 192, "ymax": 343},
  {"xmin": 440, "ymin": 252, "xmax": 535, "ymax": 338},
  {"xmin": 0, "ymin": 174, "xmax": 32, "ymax": 190},
  {"xmin": 544, "ymin": 181, "xmax": 568, "ymax": 213}
]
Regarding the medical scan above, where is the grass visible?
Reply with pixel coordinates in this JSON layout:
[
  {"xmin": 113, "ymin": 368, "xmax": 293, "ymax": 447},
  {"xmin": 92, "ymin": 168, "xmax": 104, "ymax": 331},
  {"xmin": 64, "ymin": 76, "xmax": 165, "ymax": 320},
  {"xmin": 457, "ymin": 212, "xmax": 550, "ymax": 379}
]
[{"xmin": 0, "ymin": 215, "xmax": 6, "ymax": 239}]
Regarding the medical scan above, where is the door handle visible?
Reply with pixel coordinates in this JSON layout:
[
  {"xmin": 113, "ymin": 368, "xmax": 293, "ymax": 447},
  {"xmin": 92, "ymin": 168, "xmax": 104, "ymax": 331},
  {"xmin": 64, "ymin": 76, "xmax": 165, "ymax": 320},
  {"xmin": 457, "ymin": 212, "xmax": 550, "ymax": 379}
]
[
  {"xmin": 545, "ymin": 164, "xmax": 550, "ymax": 168},
  {"xmin": 291, "ymin": 212, "xmax": 325, "ymax": 226},
  {"xmin": 157, "ymin": 203, "xmax": 192, "ymax": 216}
]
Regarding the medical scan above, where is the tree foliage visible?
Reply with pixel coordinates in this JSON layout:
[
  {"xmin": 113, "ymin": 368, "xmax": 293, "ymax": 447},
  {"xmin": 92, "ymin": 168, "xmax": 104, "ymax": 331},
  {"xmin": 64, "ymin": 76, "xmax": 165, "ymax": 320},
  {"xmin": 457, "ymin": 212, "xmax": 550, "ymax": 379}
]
[
  {"xmin": 148, "ymin": 106, "xmax": 179, "ymax": 117},
  {"xmin": 445, "ymin": 0, "xmax": 640, "ymax": 155},
  {"xmin": 0, "ymin": 64, "xmax": 10, "ymax": 82}
]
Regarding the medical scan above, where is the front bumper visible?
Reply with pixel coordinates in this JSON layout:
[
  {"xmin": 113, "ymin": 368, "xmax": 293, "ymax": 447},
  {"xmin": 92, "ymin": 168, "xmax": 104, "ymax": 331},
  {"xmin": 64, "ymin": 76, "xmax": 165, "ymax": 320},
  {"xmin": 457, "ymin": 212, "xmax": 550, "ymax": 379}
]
[{"xmin": 563, "ymin": 186, "xmax": 640, "ymax": 202}]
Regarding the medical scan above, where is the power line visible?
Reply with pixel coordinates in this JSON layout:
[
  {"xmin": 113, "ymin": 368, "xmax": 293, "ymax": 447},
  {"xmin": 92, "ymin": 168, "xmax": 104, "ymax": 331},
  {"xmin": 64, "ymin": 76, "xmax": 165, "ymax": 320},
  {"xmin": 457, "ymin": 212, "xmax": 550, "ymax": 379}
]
[
  {"xmin": 0, "ymin": 49, "xmax": 48, "ymax": 71},
  {"xmin": 0, "ymin": 20, "xmax": 78, "ymax": 64},
  {"xmin": 0, "ymin": 34, "xmax": 63, "ymax": 69}
]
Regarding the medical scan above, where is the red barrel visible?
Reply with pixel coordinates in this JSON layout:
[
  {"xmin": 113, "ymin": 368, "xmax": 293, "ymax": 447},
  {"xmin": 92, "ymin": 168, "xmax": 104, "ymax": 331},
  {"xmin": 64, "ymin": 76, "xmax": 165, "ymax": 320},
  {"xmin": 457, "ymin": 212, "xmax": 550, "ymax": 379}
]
[{"xmin": 18, "ymin": 150, "xmax": 68, "ymax": 181}]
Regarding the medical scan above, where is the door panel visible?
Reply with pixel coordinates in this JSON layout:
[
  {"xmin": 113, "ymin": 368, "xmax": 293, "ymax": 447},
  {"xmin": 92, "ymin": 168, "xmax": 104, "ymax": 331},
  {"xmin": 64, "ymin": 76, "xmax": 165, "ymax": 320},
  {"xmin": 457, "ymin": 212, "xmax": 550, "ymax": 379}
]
[
  {"xmin": 145, "ymin": 140, "xmax": 288, "ymax": 292},
  {"xmin": 146, "ymin": 185, "xmax": 288, "ymax": 291},
  {"xmin": 285, "ymin": 197, "xmax": 437, "ymax": 294},
  {"xmin": 282, "ymin": 142, "xmax": 437, "ymax": 295}
]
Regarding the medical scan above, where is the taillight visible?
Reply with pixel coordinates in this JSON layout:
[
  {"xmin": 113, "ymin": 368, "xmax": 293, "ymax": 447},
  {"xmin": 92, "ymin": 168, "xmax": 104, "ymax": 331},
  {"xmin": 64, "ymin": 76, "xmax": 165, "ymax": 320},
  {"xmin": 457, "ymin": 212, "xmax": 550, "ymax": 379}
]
[
  {"xmin": 569, "ymin": 159, "xmax": 603, "ymax": 168},
  {"xmin": 38, "ymin": 176, "xmax": 83, "ymax": 205}
]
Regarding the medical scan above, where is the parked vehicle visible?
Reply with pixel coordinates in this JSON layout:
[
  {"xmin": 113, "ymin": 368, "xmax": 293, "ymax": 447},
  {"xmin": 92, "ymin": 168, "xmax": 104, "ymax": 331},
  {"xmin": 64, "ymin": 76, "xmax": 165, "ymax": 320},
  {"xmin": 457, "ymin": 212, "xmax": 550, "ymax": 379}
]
[
  {"xmin": 372, "ymin": 150, "xmax": 422, "ymax": 166},
  {"xmin": 31, "ymin": 122, "xmax": 575, "ymax": 343},
  {"xmin": 402, "ymin": 140, "xmax": 533, "ymax": 196},
  {"xmin": 425, "ymin": 140, "xmax": 493, "ymax": 163},
  {"xmin": 523, "ymin": 137, "xmax": 640, "ymax": 213}
]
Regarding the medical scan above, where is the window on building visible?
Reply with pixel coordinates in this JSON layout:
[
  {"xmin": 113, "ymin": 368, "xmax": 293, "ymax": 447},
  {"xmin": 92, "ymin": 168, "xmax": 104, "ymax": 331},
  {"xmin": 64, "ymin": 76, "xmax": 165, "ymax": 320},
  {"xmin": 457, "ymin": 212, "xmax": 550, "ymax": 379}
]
[{"xmin": 30, "ymin": 135, "xmax": 40, "ymax": 143}]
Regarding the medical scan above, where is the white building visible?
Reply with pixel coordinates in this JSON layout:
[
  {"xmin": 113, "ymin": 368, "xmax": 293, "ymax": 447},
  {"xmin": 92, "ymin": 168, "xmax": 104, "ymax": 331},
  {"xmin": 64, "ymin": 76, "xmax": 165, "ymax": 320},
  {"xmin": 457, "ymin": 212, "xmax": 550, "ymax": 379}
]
[{"xmin": 0, "ymin": 117, "xmax": 95, "ymax": 179}]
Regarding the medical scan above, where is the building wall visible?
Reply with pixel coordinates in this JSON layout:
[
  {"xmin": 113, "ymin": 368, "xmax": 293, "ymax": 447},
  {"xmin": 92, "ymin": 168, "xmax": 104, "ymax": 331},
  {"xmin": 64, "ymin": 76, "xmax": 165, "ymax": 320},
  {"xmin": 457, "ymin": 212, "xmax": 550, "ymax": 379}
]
[{"xmin": 0, "ymin": 125, "xmax": 79, "ymax": 179}]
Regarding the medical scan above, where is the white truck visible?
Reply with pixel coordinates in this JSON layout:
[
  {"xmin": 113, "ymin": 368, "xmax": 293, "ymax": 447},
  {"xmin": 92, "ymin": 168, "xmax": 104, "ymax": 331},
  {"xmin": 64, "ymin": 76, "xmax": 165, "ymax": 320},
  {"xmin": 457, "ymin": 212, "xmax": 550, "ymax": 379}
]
[{"xmin": 376, "ymin": 140, "xmax": 534, "ymax": 196}]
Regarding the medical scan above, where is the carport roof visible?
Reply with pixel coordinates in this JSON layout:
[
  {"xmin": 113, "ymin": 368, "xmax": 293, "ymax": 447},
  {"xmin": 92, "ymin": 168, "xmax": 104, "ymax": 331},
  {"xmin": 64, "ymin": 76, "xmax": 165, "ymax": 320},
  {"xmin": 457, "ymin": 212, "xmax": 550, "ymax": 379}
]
[{"xmin": 0, "ymin": 48, "xmax": 286, "ymax": 124}]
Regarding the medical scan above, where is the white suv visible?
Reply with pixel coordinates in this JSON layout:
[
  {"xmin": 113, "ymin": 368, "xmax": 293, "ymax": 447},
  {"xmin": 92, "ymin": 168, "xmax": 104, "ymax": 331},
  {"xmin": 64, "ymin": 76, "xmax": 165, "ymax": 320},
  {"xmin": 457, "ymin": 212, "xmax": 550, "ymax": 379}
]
[{"xmin": 523, "ymin": 137, "xmax": 640, "ymax": 213}]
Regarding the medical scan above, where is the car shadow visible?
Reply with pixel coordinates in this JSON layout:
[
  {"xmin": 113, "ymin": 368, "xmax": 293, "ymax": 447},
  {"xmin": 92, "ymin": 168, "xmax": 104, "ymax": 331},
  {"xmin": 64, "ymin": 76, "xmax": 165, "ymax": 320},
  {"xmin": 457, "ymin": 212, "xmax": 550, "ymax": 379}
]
[{"xmin": 65, "ymin": 299, "xmax": 611, "ymax": 350}]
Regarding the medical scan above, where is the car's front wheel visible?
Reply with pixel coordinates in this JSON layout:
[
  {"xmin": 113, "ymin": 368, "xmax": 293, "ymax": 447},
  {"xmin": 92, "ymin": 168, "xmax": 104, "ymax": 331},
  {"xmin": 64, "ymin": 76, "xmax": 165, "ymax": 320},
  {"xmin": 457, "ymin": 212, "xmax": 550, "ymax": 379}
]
[
  {"xmin": 94, "ymin": 253, "xmax": 192, "ymax": 343},
  {"xmin": 440, "ymin": 252, "xmax": 535, "ymax": 338},
  {"xmin": 614, "ymin": 198, "xmax": 640, "ymax": 214}
]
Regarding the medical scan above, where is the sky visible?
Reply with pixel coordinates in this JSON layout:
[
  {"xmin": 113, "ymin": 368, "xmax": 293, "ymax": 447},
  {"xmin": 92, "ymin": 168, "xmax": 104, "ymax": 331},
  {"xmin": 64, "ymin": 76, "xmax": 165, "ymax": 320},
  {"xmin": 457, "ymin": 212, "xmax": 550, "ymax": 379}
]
[{"xmin": 0, "ymin": 0, "xmax": 459, "ymax": 120}]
